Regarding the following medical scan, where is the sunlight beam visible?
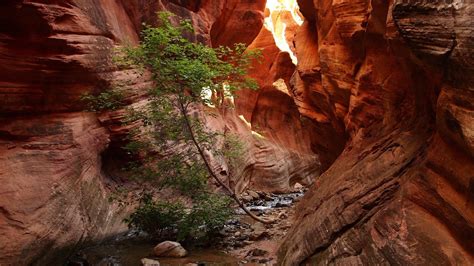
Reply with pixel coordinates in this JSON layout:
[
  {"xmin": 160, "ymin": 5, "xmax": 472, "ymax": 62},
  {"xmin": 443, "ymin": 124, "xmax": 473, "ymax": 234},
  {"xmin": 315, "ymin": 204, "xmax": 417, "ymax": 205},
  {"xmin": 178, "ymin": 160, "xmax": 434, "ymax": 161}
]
[{"xmin": 264, "ymin": 0, "xmax": 303, "ymax": 65}]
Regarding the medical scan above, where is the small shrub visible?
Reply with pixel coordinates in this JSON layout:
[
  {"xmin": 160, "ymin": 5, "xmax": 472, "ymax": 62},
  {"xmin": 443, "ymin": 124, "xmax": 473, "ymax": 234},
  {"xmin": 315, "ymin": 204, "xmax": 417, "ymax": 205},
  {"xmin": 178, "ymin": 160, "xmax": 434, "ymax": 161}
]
[
  {"xmin": 159, "ymin": 163, "xmax": 208, "ymax": 196},
  {"xmin": 119, "ymin": 11, "xmax": 264, "ymax": 244},
  {"xmin": 222, "ymin": 134, "xmax": 245, "ymax": 172},
  {"xmin": 179, "ymin": 194, "xmax": 233, "ymax": 242},
  {"xmin": 124, "ymin": 195, "xmax": 186, "ymax": 239},
  {"xmin": 80, "ymin": 89, "xmax": 124, "ymax": 112},
  {"xmin": 125, "ymin": 193, "xmax": 232, "ymax": 244}
]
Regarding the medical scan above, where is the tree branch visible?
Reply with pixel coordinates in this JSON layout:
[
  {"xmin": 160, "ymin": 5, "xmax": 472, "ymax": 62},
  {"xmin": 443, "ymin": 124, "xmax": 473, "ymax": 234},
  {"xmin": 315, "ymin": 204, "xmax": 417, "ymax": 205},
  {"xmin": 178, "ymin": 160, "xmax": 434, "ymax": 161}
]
[{"xmin": 177, "ymin": 95, "xmax": 272, "ymax": 224}]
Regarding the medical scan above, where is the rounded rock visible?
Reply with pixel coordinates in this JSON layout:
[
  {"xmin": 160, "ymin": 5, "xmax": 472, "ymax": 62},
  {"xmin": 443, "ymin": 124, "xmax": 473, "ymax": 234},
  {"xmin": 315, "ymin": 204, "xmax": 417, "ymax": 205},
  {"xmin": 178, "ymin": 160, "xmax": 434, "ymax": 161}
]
[
  {"xmin": 141, "ymin": 258, "xmax": 160, "ymax": 266},
  {"xmin": 153, "ymin": 241, "xmax": 187, "ymax": 258}
]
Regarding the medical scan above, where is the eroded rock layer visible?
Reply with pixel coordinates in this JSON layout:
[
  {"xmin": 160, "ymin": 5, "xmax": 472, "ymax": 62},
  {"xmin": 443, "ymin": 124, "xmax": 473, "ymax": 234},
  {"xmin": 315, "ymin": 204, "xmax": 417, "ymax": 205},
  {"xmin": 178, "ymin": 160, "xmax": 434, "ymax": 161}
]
[
  {"xmin": 0, "ymin": 0, "xmax": 268, "ymax": 264},
  {"xmin": 278, "ymin": 0, "xmax": 474, "ymax": 265},
  {"xmin": 232, "ymin": 1, "xmax": 321, "ymax": 193},
  {"xmin": 1, "ymin": 0, "xmax": 473, "ymax": 264}
]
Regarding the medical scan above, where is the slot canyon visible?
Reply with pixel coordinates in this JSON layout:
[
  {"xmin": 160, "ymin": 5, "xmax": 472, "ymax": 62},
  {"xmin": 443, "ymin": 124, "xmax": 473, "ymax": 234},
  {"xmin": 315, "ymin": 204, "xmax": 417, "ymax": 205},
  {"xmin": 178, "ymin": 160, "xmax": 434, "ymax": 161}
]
[{"xmin": 0, "ymin": 0, "xmax": 473, "ymax": 265}]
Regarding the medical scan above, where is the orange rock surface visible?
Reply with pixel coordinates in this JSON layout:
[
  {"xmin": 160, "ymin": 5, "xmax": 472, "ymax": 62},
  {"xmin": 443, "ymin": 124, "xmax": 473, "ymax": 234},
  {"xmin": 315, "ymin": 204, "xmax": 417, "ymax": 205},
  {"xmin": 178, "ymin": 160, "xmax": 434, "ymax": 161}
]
[
  {"xmin": 278, "ymin": 0, "xmax": 474, "ymax": 264},
  {"xmin": 1, "ymin": 0, "xmax": 473, "ymax": 265},
  {"xmin": 0, "ymin": 1, "xmax": 266, "ymax": 264}
]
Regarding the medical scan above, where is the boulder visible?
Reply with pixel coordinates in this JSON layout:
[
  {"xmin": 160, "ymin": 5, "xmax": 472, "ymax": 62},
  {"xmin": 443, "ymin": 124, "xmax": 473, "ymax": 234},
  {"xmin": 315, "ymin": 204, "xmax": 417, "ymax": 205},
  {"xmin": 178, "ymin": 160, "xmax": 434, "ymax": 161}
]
[
  {"xmin": 247, "ymin": 190, "xmax": 260, "ymax": 200},
  {"xmin": 153, "ymin": 241, "xmax": 187, "ymax": 258},
  {"xmin": 141, "ymin": 258, "xmax": 160, "ymax": 266},
  {"xmin": 250, "ymin": 223, "xmax": 270, "ymax": 241}
]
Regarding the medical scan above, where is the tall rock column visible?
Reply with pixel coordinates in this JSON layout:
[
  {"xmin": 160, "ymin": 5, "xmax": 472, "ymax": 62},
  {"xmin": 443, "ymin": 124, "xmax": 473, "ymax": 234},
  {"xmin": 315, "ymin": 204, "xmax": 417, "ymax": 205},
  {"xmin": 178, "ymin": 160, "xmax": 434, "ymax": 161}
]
[{"xmin": 279, "ymin": 0, "xmax": 474, "ymax": 265}]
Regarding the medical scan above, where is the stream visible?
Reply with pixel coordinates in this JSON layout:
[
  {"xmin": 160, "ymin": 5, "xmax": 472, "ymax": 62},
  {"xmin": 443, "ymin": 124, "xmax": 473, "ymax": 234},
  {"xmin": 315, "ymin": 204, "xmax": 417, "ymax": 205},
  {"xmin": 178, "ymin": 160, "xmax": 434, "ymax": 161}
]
[
  {"xmin": 239, "ymin": 191, "xmax": 304, "ymax": 214},
  {"xmin": 69, "ymin": 242, "xmax": 239, "ymax": 266},
  {"xmin": 68, "ymin": 190, "xmax": 305, "ymax": 266}
]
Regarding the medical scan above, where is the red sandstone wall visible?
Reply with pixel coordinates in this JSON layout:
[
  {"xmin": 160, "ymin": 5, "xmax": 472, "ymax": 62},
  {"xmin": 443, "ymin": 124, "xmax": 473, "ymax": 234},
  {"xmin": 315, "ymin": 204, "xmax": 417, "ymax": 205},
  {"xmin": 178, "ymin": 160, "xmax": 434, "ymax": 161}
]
[
  {"xmin": 0, "ymin": 1, "xmax": 265, "ymax": 264},
  {"xmin": 278, "ymin": 0, "xmax": 474, "ymax": 264},
  {"xmin": 1, "ymin": 0, "xmax": 472, "ymax": 264}
]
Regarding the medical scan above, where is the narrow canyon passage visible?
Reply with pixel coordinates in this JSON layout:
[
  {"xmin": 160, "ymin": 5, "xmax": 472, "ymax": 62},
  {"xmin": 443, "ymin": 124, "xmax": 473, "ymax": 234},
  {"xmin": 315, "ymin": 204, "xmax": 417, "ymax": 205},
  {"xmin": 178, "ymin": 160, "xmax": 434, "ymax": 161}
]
[{"xmin": 0, "ymin": 0, "xmax": 473, "ymax": 265}]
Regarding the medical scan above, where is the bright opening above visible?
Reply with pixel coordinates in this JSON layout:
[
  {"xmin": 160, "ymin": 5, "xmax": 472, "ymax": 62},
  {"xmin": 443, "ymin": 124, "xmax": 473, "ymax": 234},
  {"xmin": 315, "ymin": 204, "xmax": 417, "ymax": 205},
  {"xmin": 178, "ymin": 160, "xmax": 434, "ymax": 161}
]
[{"xmin": 264, "ymin": 0, "xmax": 303, "ymax": 65}]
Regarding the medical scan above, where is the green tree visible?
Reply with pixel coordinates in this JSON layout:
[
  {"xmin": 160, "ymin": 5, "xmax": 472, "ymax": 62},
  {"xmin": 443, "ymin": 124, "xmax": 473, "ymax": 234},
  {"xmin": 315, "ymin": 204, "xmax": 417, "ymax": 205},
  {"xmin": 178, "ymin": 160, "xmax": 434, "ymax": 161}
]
[
  {"xmin": 124, "ymin": 193, "xmax": 233, "ymax": 243},
  {"xmin": 118, "ymin": 10, "xmax": 270, "ymax": 235}
]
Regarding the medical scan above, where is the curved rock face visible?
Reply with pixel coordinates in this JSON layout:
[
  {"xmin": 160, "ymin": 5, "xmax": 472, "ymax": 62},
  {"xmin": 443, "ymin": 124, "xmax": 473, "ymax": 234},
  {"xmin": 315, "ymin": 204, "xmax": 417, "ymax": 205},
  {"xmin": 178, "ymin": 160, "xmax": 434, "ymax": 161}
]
[
  {"xmin": 231, "ymin": 1, "xmax": 321, "ymax": 193},
  {"xmin": 204, "ymin": 108, "xmax": 320, "ymax": 194},
  {"xmin": 279, "ymin": 0, "xmax": 474, "ymax": 265},
  {"xmin": 2, "ymin": 0, "xmax": 473, "ymax": 264},
  {"xmin": 0, "ymin": 1, "xmax": 266, "ymax": 264}
]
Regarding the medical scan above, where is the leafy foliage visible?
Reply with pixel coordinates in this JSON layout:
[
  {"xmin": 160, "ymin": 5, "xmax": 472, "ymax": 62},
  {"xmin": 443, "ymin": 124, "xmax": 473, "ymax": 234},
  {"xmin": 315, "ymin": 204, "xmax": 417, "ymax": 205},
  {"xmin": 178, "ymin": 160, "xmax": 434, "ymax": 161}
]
[
  {"xmin": 125, "ymin": 194, "xmax": 232, "ymax": 243},
  {"xmin": 178, "ymin": 194, "xmax": 233, "ymax": 242},
  {"xmin": 221, "ymin": 133, "xmax": 246, "ymax": 175},
  {"xmin": 124, "ymin": 195, "xmax": 186, "ymax": 239},
  {"xmin": 114, "ymin": 11, "xmax": 262, "ymax": 242},
  {"xmin": 118, "ymin": 11, "xmax": 260, "ymax": 191},
  {"xmin": 118, "ymin": 12, "xmax": 259, "ymax": 104},
  {"xmin": 80, "ymin": 89, "xmax": 124, "ymax": 112}
]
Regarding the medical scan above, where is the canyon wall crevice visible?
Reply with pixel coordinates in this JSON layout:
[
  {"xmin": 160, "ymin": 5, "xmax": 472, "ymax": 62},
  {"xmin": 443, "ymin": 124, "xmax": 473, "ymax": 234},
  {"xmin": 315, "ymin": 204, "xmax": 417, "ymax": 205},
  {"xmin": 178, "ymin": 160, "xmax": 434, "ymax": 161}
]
[
  {"xmin": 278, "ymin": 0, "xmax": 474, "ymax": 264},
  {"xmin": 0, "ymin": 1, "xmax": 272, "ymax": 264},
  {"xmin": 1, "ymin": 0, "xmax": 472, "ymax": 265}
]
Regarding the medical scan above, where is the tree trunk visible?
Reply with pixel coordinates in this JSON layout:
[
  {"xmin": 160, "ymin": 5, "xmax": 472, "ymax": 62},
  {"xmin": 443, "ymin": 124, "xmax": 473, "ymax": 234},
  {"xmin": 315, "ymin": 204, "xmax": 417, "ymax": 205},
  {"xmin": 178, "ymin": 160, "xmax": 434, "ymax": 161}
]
[{"xmin": 177, "ymin": 97, "xmax": 273, "ymax": 224}]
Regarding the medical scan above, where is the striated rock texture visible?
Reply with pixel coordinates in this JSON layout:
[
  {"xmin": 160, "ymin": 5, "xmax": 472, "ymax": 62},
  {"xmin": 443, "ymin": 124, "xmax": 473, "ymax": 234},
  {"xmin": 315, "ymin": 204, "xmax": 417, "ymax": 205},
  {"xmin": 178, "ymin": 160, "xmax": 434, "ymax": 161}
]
[
  {"xmin": 0, "ymin": 0, "xmax": 266, "ymax": 264},
  {"xmin": 205, "ymin": 107, "xmax": 320, "ymax": 194},
  {"xmin": 279, "ymin": 0, "xmax": 474, "ymax": 265},
  {"xmin": 0, "ymin": 114, "xmax": 124, "ymax": 264},
  {"xmin": 2, "ymin": 0, "xmax": 472, "ymax": 265},
  {"xmin": 231, "ymin": 1, "xmax": 321, "ymax": 193}
]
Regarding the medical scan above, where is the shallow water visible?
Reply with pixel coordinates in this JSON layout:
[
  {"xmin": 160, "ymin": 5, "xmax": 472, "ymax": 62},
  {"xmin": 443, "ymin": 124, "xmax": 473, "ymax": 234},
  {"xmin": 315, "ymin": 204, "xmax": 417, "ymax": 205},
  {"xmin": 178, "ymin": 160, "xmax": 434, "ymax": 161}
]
[
  {"xmin": 71, "ymin": 191, "xmax": 305, "ymax": 266},
  {"xmin": 237, "ymin": 191, "xmax": 304, "ymax": 214},
  {"xmin": 73, "ymin": 241, "xmax": 240, "ymax": 266}
]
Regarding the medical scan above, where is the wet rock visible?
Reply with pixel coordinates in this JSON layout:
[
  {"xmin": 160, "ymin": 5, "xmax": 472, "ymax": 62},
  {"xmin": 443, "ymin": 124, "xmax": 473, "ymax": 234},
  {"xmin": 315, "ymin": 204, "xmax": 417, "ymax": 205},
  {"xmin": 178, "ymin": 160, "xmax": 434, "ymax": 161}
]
[
  {"xmin": 98, "ymin": 256, "xmax": 120, "ymax": 266},
  {"xmin": 153, "ymin": 241, "xmax": 187, "ymax": 258},
  {"xmin": 248, "ymin": 191, "xmax": 260, "ymax": 200},
  {"xmin": 279, "ymin": 224, "xmax": 291, "ymax": 230},
  {"xmin": 275, "ymin": 202, "xmax": 291, "ymax": 208},
  {"xmin": 236, "ymin": 235, "xmax": 249, "ymax": 241},
  {"xmin": 241, "ymin": 195, "xmax": 254, "ymax": 202},
  {"xmin": 250, "ymin": 231, "xmax": 270, "ymax": 241},
  {"xmin": 293, "ymin": 183, "xmax": 303, "ymax": 190},
  {"xmin": 141, "ymin": 258, "xmax": 160, "ymax": 266},
  {"xmin": 243, "ymin": 240, "xmax": 254, "ymax": 246},
  {"xmin": 66, "ymin": 254, "xmax": 90, "ymax": 266},
  {"xmin": 228, "ymin": 219, "xmax": 240, "ymax": 225},
  {"xmin": 246, "ymin": 248, "xmax": 269, "ymax": 257},
  {"xmin": 263, "ymin": 194, "xmax": 274, "ymax": 201},
  {"xmin": 258, "ymin": 258, "xmax": 272, "ymax": 264},
  {"xmin": 252, "ymin": 222, "xmax": 265, "ymax": 232},
  {"xmin": 249, "ymin": 223, "xmax": 270, "ymax": 241},
  {"xmin": 233, "ymin": 242, "xmax": 245, "ymax": 248}
]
